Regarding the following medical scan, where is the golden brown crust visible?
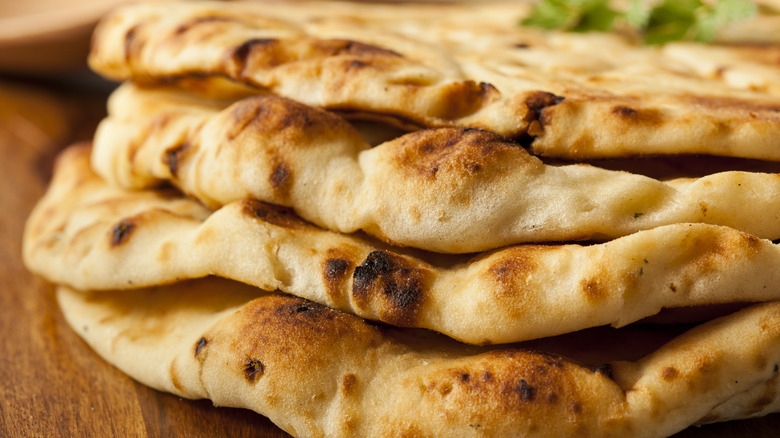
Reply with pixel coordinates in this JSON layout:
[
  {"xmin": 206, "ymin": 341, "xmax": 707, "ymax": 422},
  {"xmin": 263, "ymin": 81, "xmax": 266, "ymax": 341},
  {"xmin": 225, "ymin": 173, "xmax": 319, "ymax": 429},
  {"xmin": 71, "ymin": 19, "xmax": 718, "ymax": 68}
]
[
  {"xmin": 89, "ymin": 1, "xmax": 780, "ymax": 160},
  {"xmin": 56, "ymin": 277, "xmax": 780, "ymax": 437},
  {"xmin": 23, "ymin": 145, "xmax": 780, "ymax": 344},
  {"xmin": 92, "ymin": 84, "xmax": 780, "ymax": 252},
  {"xmin": 90, "ymin": 1, "xmax": 522, "ymax": 135},
  {"xmin": 29, "ymin": 2, "xmax": 780, "ymax": 434}
]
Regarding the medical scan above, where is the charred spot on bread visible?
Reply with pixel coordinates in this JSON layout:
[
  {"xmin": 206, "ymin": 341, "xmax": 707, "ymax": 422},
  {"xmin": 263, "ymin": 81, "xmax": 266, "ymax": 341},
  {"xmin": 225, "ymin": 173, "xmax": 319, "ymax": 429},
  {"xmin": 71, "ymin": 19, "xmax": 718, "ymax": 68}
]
[
  {"xmin": 611, "ymin": 105, "xmax": 663, "ymax": 125},
  {"xmin": 240, "ymin": 199, "xmax": 309, "ymax": 229},
  {"xmin": 229, "ymin": 38, "xmax": 279, "ymax": 70},
  {"xmin": 194, "ymin": 336, "xmax": 208, "ymax": 357},
  {"xmin": 292, "ymin": 303, "xmax": 314, "ymax": 313},
  {"xmin": 517, "ymin": 379, "xmax": 536, "ymax": 401},
  {"xmin": 322, "ymin": 247, "xmax": 360, "ymax": 303},
  {"xmin": 244, "ymin": 358, "xmax": 265, "ymax": 382},
  {"xmin": 110, "ymin": 220, "xmax": 136, "ymax": 246},
  {"xmin": 519, "ymin": 91, "xmax": 565, "ymax": 143},
  {"xmin": 226, "ymin": 94, "xmax": 353, "ymax": 145},
  {"xmin": 590, "ymin": 364, "xmax": 614, "ymax": 380},
  {"xmin": 524, "ymin": 91, "xmax": 564, "ymax": 119},
  {"xmin": 351, "ymin": 250, "xmax": 429, "ymax": 326},
  {"xmin": 394, "ymin": 128, "xmax": 527, "ymax": 181},
  {"xmin": 163, "ymin": 142, "xmax": 191, "ymax": 178},
  {"xmin": 228, "ymin": 37, "xmax": 400, "ymax": 78},
  {"xmin": 269, "ymin": 161, "xmax": 292, "ymax": 199},
  {"xmin": 275, "ymin": 299, "xmax": 328, "ymax": 318},
  {"xmin": 485, "ymin": 248, "xmax": 539, "ymax": 289},
  {"xmin": 325, "ymin": 258, "xmax": 351, "ymax": 283}
]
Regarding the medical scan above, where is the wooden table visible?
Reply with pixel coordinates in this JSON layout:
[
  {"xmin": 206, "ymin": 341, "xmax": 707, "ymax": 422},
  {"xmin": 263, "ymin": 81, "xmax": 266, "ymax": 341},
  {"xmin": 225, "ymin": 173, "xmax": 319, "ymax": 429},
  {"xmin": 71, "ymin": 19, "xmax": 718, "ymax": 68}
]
[
  {"xmin": 1, "ymin": 75, "xmax": 779, "ymax": 437},
  {"xmin": 0, "ymin": 76, "xmax": 290, "ymax": 437}
]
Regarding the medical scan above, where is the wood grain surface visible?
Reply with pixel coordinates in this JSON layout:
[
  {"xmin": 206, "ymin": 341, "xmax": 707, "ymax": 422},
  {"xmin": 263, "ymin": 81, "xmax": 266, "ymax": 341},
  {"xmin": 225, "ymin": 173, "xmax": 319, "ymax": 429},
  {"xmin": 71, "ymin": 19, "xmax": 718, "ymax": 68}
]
[
  {"xmin": 0, "ymin": 77, "xmax": 289, "ymax": 438},
  {"xmin": 1, "ymin": 75, "xmax": 779, "ymax": 438}
]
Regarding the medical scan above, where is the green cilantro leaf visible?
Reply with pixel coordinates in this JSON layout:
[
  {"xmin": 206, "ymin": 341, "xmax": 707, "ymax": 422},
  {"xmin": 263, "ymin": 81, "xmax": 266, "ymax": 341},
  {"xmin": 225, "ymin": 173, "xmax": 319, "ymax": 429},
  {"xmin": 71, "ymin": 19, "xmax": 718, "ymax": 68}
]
[
  {"xmin": 521, "ymin": 0, "xmax": 759, "ymax": 44},
  {"xmin": 572, "ymin": 2, "xmax": 620, "ymax": 32},
  {"xmin": 521, "ymin": 0, "xmax": 619, "ymax": 32},
  {"xmin": 521, "ymin": 0, "xmax": 581, "ymax": 30},
  {"xmin": 643, "ymin": 0, "xmax": 701, "ymax": 44}
]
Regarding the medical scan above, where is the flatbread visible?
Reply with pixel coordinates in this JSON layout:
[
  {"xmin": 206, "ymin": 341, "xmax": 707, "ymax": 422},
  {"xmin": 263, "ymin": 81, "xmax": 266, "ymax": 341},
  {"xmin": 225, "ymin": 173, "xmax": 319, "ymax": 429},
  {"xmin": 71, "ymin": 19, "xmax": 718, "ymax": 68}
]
[
  {"xmin": 24, "ymin": 144, "xmax": 780, "ymax": 344},
  {"xmin": 92, "ymin": 82, "xmax": 780, "ymax": 252},
  {"xmin": 56, "ymin": 276, "xmax": 780, "ymax": 437},
  {"xmin": 88, "ymin": 0, "xmax": 780, "ymax": 160}
]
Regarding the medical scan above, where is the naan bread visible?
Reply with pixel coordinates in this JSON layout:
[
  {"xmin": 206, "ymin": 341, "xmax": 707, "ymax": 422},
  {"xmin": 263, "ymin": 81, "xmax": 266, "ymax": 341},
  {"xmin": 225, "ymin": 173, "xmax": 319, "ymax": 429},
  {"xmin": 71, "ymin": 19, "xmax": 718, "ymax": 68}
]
[
  {"xmin": 56, "ymin": 276, "xmax": 780, "ymax": 437},
  {"xmin": 24, "ymin": 145, "xmax": 780, "ymax": 344},
  {"xmin": 88, "ymin": 1, "xmax": 780, "ymax": 160},
  {"xmin": 92, "ymin": 83, "xmax": 780, "ymax": 252}
]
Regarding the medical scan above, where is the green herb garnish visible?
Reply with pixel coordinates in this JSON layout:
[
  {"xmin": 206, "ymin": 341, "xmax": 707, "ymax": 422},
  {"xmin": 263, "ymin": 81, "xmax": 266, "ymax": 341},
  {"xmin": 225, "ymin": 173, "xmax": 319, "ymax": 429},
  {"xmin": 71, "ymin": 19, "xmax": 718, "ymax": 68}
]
[
  {"xmin": 521, "ymin": 0, "xmax": 757, "ymax": 44},
  {"xmin": 521, "ymin": 0, "xmax": 621, "ymax": 32}
]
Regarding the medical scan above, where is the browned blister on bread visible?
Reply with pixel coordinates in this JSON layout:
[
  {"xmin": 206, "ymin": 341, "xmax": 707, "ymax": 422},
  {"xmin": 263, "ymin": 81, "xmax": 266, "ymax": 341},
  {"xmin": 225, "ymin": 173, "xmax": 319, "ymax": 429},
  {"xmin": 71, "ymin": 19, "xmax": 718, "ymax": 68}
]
[
  {"xmin": 89, "ymin": 1, "xmax": 523, "ymax": 135},
  {"xmin": 92, "ymin": 84, "xmax": 780, "ymax": 252},
  {"xmin": 30, "ymin": 2, "xmax": 780, "ymax": 434},
  {"xmin": 89, "ymin": 1, "xmax": 780, "ymax": 160},
  {"xmin": 23, "ymin": 145, "xmax": 780, "ymax": 344},
  {"xmin": 56, "ymin": 276, "xmax": 780, "ymax": 437}
]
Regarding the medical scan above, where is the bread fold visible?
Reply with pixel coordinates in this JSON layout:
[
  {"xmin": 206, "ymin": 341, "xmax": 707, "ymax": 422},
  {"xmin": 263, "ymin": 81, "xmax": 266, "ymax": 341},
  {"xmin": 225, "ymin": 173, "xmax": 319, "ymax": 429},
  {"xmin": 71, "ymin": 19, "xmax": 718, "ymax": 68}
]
[
  {"xmin": 91, "ymin": 84, "xmax": 780, "ymax": 253},
  {"xmin": 57, "ymin": 276, "xmax": 780, "ymax": 438},
  {"xmin": 24, "ymin": 145, "xmax": 780, "ymax": 344}
]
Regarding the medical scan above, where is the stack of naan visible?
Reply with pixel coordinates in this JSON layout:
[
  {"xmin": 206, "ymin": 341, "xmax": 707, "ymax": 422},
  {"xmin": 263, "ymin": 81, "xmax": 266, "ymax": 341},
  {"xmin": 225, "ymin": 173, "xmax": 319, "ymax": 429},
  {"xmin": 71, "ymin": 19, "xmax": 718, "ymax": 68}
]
[{"xmin": 22, "ymin": 1, "xmax": 780, "ymax": 436}]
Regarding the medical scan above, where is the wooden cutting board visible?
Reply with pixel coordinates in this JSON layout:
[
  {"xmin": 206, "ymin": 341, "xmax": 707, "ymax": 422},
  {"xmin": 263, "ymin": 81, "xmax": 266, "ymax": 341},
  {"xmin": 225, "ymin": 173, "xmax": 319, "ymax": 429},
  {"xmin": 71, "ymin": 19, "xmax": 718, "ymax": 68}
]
[
  {"xmin": 0, "ymin": 78, "xmax": 289, "ymax": 437},
  {"xmin": 1, "ymin": 76, "xmax": 779, "ymax": 438}
]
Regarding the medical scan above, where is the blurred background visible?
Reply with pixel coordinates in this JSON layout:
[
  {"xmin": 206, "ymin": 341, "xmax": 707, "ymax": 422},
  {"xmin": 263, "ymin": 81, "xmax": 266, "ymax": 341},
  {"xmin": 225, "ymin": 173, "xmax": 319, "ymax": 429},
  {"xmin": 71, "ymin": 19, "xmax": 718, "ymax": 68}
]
[
  {"xmin": 0, "ymin": 0, "xmax": 131, "ymax": 74},
  {"xmin": 2, "ymin": 1, "xmax": 779, "ymax": 437}
]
